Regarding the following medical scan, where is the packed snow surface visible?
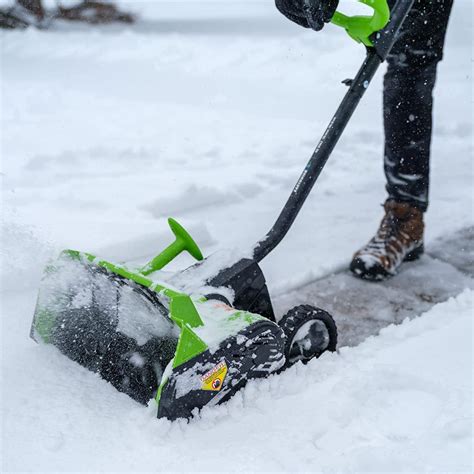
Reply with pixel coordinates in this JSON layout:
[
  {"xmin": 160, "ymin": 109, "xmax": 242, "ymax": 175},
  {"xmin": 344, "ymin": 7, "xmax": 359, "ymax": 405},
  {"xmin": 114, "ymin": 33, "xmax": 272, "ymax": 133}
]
[
  {"xmin": 3, "ymin": 290, "xmax": 473, "ymax": 472},
  {"xmin": 1, "ymin": 0, "xmax": 473, "ymax": 472}
]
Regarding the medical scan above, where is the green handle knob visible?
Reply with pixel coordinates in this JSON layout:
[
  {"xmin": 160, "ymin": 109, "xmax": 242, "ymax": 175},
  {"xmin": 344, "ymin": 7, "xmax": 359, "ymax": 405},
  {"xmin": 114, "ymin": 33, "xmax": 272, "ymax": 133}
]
[
  {"xmin": 331, "ymin": 0, "xmax": 390, "ymax": 47},
  {"xmin": 140, "ymin": 218, "xmax": 204, "ymax": 275}
]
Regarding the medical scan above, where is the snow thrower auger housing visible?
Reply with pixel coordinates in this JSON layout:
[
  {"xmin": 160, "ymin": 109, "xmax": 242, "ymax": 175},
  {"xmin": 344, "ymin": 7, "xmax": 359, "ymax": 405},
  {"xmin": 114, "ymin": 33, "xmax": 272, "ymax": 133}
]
[
  {"xmin": 31, "ymin": 0, "xmax": 415, "ymax": 421},
  {"xmin": 31, "ymin": 218, "xmax": 336, "ymax": 420}
]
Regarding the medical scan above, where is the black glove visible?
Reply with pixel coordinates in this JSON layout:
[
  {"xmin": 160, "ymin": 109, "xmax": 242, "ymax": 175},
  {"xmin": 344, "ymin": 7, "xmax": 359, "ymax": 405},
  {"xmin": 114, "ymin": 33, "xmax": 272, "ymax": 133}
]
[{"xmin": 275, "ymin": 0, "xmax": 339, "ymax": 31}]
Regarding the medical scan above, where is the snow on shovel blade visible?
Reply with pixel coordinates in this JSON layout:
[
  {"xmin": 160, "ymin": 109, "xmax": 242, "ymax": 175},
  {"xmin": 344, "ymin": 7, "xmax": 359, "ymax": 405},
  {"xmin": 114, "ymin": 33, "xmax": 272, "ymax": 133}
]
[{"xmin": 31, "ymin": 252, "xmax": 179, "ymax": 375}]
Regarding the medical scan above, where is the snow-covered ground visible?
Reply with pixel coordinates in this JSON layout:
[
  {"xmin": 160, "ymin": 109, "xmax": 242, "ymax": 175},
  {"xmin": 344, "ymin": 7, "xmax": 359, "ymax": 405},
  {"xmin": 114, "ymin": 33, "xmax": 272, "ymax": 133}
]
[
  {"xmin": 3, "ymin": 289, "xmax": 473, "ymax": 472},
  {"xmin": 1, "ymin": 1, "xmax": 473, "ymax": 472}
]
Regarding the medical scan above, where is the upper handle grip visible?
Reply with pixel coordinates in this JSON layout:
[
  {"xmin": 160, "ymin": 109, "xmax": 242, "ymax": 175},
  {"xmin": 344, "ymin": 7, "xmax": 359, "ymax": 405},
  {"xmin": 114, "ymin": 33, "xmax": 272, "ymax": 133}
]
[{"xmin": 331, "ymin": 0, "xmax": 390, "ymax": 47}]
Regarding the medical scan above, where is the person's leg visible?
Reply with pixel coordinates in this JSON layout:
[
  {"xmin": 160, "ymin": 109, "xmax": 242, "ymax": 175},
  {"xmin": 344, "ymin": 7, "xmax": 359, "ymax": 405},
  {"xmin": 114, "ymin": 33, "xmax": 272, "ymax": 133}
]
[
  {"xmin": 351, "ymin": 0, "xmax": 453, "ymax": 281},
  {"xmin": 384, "ymin": 0, "xmax": 453, "ymax": 211}
]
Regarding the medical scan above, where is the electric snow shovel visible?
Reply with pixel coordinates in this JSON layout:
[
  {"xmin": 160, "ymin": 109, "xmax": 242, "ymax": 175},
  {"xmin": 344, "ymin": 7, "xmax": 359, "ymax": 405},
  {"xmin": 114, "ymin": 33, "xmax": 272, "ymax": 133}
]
[{"xmin": 31, "ymin": 0, "xmax": 414, "ymax": 421}]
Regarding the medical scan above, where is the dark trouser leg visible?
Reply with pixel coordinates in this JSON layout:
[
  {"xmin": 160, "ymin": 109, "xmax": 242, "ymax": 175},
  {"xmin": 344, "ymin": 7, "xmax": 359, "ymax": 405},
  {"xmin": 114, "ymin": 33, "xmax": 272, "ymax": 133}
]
[{"xmin": 384, "ymin": 0, "xmax": 453, "ymax": 212}]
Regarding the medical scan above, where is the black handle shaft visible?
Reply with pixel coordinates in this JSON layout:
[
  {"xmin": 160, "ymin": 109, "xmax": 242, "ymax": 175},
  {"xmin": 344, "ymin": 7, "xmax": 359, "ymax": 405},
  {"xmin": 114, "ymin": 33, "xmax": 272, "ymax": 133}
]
[
  {"xmin": 253, "ymin": 0, "xmax": 415, "ymax": 263},
  {"xmin": 253, "ymin": 51, "xmax": 381, "ymax": 262}
]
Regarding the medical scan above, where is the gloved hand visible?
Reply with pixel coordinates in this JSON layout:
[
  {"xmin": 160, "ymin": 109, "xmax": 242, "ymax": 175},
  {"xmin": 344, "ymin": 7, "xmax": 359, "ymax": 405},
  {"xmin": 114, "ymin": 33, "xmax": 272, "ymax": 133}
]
[{"xmin": 275, "ymin": 0, "xmax": 339, "ymax": 31}]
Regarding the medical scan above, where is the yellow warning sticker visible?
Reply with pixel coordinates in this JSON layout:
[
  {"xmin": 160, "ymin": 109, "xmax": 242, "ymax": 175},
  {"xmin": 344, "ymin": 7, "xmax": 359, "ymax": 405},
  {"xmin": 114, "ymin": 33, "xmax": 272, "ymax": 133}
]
[{"xmin": 201, "ymin": 361, "xmax": 228, "ymax": 391}]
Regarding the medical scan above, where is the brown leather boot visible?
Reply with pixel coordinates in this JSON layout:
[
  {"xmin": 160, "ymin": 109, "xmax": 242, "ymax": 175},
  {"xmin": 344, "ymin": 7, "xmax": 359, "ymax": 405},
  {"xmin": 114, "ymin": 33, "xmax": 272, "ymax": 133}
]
[{"xmin": 350, "ymin": 201, "xmax": 424, "ymax": 281}]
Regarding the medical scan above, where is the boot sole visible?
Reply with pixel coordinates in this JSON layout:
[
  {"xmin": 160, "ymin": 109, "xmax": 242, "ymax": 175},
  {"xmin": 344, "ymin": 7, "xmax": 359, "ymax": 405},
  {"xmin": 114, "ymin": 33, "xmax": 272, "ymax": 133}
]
[
  {"xmin": 404, "ymin": 244, "xmax": 424, "ymax": 262},
  {"xmin": 350, "ymin": 243, "xmax": 424, "ymax": 282}
]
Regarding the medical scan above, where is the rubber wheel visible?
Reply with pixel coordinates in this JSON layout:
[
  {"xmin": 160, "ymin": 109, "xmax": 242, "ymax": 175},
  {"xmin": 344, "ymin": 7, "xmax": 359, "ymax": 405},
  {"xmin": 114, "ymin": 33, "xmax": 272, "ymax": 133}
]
[{"xmin": 279, "ymin": 305, "xmax": 337, "ymax": 367}]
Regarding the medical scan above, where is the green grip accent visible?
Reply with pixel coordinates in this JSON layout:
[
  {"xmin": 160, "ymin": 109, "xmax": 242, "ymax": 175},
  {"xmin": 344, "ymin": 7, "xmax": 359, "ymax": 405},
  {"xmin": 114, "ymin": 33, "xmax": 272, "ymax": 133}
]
[
  {"xmin": 140, "ymin": 218, "xmax": 204, "ymax": 275},
  {"xmin": 331, "ymin": 0, "xmax": 390, "ymax": 47}
]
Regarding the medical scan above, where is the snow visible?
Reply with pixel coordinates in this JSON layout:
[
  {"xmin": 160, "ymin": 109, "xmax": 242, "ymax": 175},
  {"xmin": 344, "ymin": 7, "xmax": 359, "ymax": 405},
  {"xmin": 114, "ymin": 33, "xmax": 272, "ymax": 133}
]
[
  {"xmin": 3, "ymin": 288, "xmax": 473, "ymax": 472},
  {"xmin": 2, "ymin": 1, "xmax": 472, "ymax": 288},
  {"xmin": 1, "ymin": 0, "xmax": 473, "ymax": 471}
]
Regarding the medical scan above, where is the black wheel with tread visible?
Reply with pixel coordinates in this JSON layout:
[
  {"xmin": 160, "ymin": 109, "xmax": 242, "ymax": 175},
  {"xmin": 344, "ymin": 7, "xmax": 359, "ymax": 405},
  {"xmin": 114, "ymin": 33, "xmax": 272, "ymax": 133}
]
[{"xmin": 279, "ymin": 304, "xmax": 337, "ymax": 367}]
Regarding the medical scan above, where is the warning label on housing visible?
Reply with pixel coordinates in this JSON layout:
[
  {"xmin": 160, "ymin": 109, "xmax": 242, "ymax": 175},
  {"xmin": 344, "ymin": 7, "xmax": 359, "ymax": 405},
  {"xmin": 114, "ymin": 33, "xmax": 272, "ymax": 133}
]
[{"xmin": 201, "ymin": 361, "xmax": 228, "ymax": 391}]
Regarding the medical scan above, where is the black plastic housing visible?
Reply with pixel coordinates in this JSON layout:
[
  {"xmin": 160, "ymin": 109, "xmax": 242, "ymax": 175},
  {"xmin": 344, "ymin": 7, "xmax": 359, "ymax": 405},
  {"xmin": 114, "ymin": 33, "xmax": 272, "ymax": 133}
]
[
  {"xmin": 208, "ymin": 258, "xmax": 275, "ymax": 322},
  {"xmin": 158, "ymin": 319, "xmax": 285, "ymax": 420}
]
